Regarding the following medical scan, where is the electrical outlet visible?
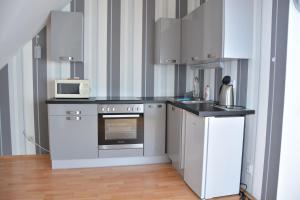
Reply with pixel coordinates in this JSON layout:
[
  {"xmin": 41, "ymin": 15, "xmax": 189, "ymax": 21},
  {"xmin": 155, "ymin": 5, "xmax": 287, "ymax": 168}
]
[{"xmin": 246, "ymin": 164, "xmax": 253, "ymax": 175}]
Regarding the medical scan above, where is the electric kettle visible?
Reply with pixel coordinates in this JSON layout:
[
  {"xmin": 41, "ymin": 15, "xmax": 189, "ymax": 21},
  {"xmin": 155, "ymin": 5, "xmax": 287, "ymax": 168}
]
[{"xmin": 219, "ymin": 76, "xmax": 234, "ymax": 106}]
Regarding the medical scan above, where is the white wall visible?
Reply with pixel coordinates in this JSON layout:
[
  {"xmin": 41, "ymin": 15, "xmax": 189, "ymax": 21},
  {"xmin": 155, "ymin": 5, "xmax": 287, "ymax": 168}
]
[
  {"xmin": 276, "ymin": 1, "xmax": 300, "ymax": 199},
  {"xmin": 241, "ymin": 0, "xmax": 273, "ymax": 198},
  {"xmin": 84, "ymin": 0, "xmax": 108, "ymax": 97},
  {"xmin": 0, "ymin": 0, "xmax": 70, "ymax": 69},
  {"xmin": 8, "ymin": 41, "xmax": 36, "ymax": 155},
  {"xmin": 120, "ymin": 0, "xmax": 143, "ymax": 97}
]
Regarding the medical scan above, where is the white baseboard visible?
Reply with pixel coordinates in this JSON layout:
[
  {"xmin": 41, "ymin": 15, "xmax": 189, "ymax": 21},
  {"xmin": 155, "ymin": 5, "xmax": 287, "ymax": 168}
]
[{"xmin": 51, "ymin": 155, "xmax": 171, "ymax": 169}]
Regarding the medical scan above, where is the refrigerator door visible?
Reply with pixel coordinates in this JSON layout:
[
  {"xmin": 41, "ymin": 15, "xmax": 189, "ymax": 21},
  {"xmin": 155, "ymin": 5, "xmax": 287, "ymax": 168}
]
[{"xmin": 204, "ymin": 117, "xmax": 245, "ymax": 199}]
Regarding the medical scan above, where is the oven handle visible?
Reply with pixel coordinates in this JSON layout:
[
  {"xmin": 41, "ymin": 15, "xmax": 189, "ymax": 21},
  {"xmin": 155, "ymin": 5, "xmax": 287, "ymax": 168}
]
[{"xmin": 102, "ymin": 114, "xmax": 140, "ymax": 118}]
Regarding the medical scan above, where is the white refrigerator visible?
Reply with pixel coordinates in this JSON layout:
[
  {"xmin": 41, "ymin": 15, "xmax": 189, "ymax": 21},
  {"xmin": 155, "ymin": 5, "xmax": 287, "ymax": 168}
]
[{"xmin": 184, "ymin": 113, "xmax": 245, "ymax": 199}]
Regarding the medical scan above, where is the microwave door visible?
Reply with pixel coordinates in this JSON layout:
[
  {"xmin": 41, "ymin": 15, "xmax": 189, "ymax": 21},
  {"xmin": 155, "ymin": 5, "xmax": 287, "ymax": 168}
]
[{"xmin": 57, "ymin": 83, "xmax": 80, "ymax": 95}]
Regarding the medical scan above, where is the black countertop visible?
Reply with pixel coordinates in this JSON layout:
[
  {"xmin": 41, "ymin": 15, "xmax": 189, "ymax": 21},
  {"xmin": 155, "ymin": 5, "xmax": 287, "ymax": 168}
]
[
  {"xmin": 167, "ymin": 101, "xmax": 255, "ymax": 117},
  {"xmin": 46, "ymin": 97, "xmax": 255, "ymax": 117}
]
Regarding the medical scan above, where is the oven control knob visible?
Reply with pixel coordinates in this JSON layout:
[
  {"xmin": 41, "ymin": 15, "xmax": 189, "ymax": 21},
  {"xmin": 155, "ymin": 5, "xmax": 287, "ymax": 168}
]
[
  {"xmin": 101, "ymin": 107, "xmax": 105, "ymax": 112},
  {"xmin": 136, "ymin": 107, "xmax": 139, "ymax": 111},
  {"xmin": 127, "ymin": 107, "xmax": 131, "ymax": 112},
  {"xmin": 112, "ymin": 107, "xmax": 115, "ymax": 112},
  {"xmin": 107, "ymin": 107, "xmax": 110, "ymax": 112}
]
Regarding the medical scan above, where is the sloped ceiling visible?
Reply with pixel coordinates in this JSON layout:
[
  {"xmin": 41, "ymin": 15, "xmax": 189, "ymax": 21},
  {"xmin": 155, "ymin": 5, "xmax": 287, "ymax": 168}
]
[{"xmin": 0, "ymin": 0, "xmax": 70, "ymax": 68}]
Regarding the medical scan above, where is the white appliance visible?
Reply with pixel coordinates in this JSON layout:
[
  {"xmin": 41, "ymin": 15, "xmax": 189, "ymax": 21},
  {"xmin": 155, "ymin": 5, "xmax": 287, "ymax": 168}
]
[
  {"xmin": 184, "ymin": 114, "xmax": 245, "ymax": 199},
  {"xmin": 54, "ymin": 79, "xmax": 90, "ymax": 98}
]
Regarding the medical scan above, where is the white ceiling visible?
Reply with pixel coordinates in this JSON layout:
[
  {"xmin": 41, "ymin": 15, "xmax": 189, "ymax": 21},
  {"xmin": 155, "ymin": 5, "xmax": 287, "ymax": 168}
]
[{"xmin": 0, "ymin": 0, "xmax": 70, "ymax": 68}]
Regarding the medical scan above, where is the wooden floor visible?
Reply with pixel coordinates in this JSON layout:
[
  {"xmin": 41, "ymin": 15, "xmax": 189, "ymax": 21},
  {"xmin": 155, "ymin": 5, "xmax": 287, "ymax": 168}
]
[{"xmin": 0, "ymin": 155, "xmax": 240, "ymax": 200}]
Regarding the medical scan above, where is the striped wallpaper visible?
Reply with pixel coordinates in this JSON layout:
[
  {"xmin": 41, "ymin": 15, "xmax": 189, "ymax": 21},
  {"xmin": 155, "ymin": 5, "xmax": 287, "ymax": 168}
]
[
  {"xmin": 1, "ymin": 0, "xmax": 248, "ymax": 156},
  {"xmin": 83, "ymin": 0, "xmax": 186, "ymax": 98}
]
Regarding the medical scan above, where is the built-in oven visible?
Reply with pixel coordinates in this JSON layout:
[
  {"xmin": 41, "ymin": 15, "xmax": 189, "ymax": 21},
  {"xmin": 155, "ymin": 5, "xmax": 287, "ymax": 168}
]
[{"xmin": 98, "ymin": 104, "xmax": 144, "ymax": 150}]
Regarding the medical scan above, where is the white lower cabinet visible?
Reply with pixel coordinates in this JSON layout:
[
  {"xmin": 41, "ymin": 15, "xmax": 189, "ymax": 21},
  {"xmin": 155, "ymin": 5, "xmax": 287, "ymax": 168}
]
[
  {"xmin": 144, "ymin": 103, "xmax": 166, "ymax": 156},
  {"xmin": 184, "ymin": 112, "xmax": 245, "ymax": 199}
]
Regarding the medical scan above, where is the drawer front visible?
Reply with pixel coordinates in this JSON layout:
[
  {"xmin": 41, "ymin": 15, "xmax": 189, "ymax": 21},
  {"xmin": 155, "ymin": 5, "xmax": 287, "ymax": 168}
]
[
  {"xmin": 98, "ymin": 149, "xmax": 143, "ymax": 158},
  {"xmin": 48, "ymin": 104, "xmax": 97, "ymax": 116}
]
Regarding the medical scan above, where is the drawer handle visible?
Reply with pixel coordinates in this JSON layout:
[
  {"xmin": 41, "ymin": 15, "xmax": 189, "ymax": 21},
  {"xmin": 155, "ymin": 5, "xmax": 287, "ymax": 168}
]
[
  {"xmin": 66, "ymin": 116, "xmax": 81, "ymax": 121},
  {"xmin": 66, "ymin": 111, "xmax": 81, "ymax": 115},
  {"xmin": 157, "ymin": 105, "xmax": 163, "ymax": 108}
]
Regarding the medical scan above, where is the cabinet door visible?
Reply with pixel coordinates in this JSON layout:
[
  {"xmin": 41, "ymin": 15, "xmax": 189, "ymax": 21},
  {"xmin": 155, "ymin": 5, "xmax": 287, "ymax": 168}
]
[
  {"xmin": 203, "ymin": 0, "xmax": 223, "ymax": 60},
  {"xmin": 144, "ymin": 103, "xmax": 166, "ymax": 156},
  {"xmin": 167, "ymin": 105, "xmax": 183, "ymax": 169},
  {"xmin": 155, "ymin": 18, "xmax": 181, "ymax": 64},
  {"xmin": 184, "ymin": 112, "xmax": 206, "ymax": 197},
  {"xmin": 48, "ymin": 115, "xmax": 98, "ymax": 160},
  {"xmin": 181, "ymin": 16, "xmax": 192, "ymax": 64},
  {"xmin": 188, "ymin": 6, "xmax": 205, "ymax": 64},
  {"xmin": 50, "ymin": 11, "xmax": 83, "ymax": 62}
]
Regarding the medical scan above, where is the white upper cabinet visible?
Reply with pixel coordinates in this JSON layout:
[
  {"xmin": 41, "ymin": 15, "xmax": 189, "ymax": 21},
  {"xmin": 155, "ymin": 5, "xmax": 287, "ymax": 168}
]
[
  {"xmin": 50, "ymin": 11, "xmax": 84, "ymax": 62},
  {"xmin": 182, "ymin": 0, "xmax": 253, "ymax": 64},
  {"xmin": 155, "ymin": 18, "xmax": 181, "ymax": 65}
]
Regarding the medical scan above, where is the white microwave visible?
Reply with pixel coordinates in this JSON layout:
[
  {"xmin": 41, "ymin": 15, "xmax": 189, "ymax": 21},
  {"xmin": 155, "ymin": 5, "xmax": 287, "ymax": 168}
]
[{"xmin": 54, "ymin": 80, "xmax": 90, "ymax": 98}]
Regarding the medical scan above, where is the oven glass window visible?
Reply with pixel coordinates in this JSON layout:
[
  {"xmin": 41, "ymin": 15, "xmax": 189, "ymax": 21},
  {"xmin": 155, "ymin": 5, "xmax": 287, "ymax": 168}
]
[
  {"xmin": 57, "ymin": 83, "xmax": 80, "ymax": 94},
  {"xmin": 104, "ymin": 119, "xmax": 137, "ymax": 140}
]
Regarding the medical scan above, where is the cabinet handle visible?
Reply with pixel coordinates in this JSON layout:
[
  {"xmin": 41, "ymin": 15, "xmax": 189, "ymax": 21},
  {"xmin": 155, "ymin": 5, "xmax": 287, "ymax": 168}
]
[
  {"xmin": 66, "ymin": 111, "xmax": 81, "ymax": 115},
  {"xmin": 59, "ymin": 56, "xmax": 74, "ymax": 61},
  {"xmin": 191, "ymin": 57, "xmax": 200, "ymax": 61},
  {"xmin": 207, "ymin": 54, "xmax": 216, "ymax": 59},
  {"xmin": 66, "ymin": 116, "xmax": 81, "ymax": 121},
  {"xmin": 157, "ymin": 105, "xmax": 163, "ymax": 108},
  {"xmin": 172, "ymin": 106, "xmax": 175, "ymax": 111},
  {"xmin": 166, "ymin": 59, "xmax": 177, "ymax": 63}
]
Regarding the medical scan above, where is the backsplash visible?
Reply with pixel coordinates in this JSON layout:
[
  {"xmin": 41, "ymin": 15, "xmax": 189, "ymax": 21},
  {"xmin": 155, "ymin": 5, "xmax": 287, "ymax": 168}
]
[{"xmin": 185, "ymin": 60, "xmax": 248, "ymax": 104}]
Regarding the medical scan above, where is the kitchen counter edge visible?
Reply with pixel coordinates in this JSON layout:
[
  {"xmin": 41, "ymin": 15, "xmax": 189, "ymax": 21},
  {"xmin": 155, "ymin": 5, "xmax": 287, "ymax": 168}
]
[{"xmin": 46, "ymin": 98, "xmax": 255, "ymax": 117}]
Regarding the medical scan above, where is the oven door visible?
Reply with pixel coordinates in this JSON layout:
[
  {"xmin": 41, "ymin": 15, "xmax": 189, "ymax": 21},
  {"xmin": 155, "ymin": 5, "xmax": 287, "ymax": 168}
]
[{"xmin": 98, "ymin": 114, "xmax": 144, "ymax": 149}]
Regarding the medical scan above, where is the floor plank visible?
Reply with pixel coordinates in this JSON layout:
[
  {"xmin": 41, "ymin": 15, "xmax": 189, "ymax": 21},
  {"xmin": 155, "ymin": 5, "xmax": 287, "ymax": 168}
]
[{"xmin": 0, "ymin": 155, "xmax": 240, "ymax": 200}]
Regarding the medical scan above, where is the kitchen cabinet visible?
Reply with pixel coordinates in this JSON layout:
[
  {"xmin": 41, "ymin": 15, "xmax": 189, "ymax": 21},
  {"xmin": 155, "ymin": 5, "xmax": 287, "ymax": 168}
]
[
  {"xmin": 184, "ymin": 112, "xmax": 206, "ymax": 197},
  {"xmin": 155, "ymin": 18, "xmax": 181, "ymax": 65},
  {"xmin": 181, "ymin": 5, "xmax": 205, "ymax": 64},
  {"xmin": 181, "ymin": 0, "xmax": 252, "ymax": 64},
  {"xmin": 184, "ymin": 112, "xmax": 245, "ymax": 199},
  {"xmin": 144, "ymin": 103, "xmax": 166, "ymax": 156},
  {"xmin": 48, "ymin": 104, "xmax": 98, "ymax": 160},
  {"xmin": 167, "ymin": 104, "xmax": 185, "ymax": 176},
  {"xmin": 50, "ymin": 11, "xmax": 83, "ymax": 62}
]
